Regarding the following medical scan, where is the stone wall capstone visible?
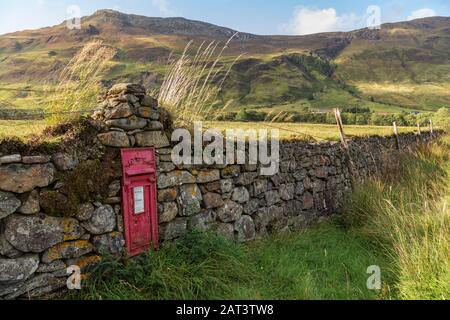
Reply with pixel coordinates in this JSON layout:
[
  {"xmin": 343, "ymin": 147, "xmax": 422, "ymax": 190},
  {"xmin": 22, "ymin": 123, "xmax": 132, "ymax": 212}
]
[{"xmin": 0, "ymin": 83, "xmax": 441, "ymax": 299}]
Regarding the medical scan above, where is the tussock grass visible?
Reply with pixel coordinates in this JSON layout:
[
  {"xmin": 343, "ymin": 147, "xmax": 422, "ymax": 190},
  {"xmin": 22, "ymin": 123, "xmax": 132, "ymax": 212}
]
[
  {"xmin": 343, "ymin": 136, "xmax": 450, "ymax": 300},
  {"xmin": 67, "ymin": 224, "xmax": 384, "ymax": 300},
  {"xmin": 44, "ymin": 41, "xmax": 116, "ymax": 124},
  {"xmin": 158, "ymin": 37, "xmax": 242, "ymax": 126}
]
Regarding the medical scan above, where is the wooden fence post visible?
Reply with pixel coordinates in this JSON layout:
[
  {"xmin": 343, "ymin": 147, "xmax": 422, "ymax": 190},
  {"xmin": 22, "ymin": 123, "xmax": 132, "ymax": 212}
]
[
  {"xmin": 429, "ymin": 120, "xmax": 434, "ymax": 136},
  {"xmin": 393, "ymin": 121, "xmax": 400, "ymax": 149},
  {"xmin": 334, "ymin": 108, "xmax": 348, "ymax": 149},
  {"xmin": 417, "ymin": 122, "xmax": 422, "ymax": 136}
]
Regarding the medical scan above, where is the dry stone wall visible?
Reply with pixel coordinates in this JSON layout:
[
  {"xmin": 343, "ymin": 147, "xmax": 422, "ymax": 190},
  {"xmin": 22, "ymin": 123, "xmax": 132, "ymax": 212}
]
[{"xmin": 0, "ymin": 83, "xmax": 440, "ymax": 299}]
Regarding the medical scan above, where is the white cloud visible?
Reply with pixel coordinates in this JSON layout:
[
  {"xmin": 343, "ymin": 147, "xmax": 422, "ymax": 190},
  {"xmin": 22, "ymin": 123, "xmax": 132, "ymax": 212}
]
[
  {"xmin": 37, "ymin": 0, "xmax": 45, "ymax": 6},
  {"xmin": 407, "ymin": 8, "xmax": 437, "ymax": 21},
  {"xmin": 281, "ymin": 7, "xmax": 363, "ymax": 35},
  {"xmin": 152, "ymin": 0, "xmax": 171, "ymax": 14}
]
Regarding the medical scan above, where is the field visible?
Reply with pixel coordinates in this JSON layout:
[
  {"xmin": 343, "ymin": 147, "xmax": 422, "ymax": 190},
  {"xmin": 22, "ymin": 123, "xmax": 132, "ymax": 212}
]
[
  {"xmin": 0, "ymin": 119, "xmax": 422, "ymax": 142},
  {"xmin": 206, "ymin": 121, "xmax": 421, "ymax": 141},
  {"xmin": 0, "ymin": 119, "xmax": 48, "ymax": 139}
]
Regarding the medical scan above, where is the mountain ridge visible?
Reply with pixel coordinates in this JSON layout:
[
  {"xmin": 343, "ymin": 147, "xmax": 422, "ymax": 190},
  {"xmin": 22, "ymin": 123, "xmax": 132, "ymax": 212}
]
[{"xmin": 0, "ymin": 10, "xmax": 449, "ymax": 113}]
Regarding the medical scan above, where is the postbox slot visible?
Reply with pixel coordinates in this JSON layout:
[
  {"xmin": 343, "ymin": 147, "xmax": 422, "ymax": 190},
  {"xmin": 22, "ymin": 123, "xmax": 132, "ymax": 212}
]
[{"xmin": 125, "ymin": 167, "xmax": 155, "ymax": 177}]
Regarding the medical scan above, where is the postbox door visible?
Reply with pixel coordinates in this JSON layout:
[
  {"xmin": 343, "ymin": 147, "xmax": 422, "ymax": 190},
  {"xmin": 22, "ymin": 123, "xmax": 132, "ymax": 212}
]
[
  {"xmin": 121, "ymin": 148, "xmax": 158, "ymax": 257},
  {"xmin": 123, "ymin": 176, "xmax": 157, "ymax": 256}
]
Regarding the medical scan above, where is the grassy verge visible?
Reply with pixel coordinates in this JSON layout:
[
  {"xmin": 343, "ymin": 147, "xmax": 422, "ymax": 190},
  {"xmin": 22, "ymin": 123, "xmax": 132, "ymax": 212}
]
[
  {"xmin": 342, "ymin": 135, "xmax": 450, "ymax": 299},
  {"xmin": 67, "ymin": 224, "xmax": 386, "ymax": 300}
]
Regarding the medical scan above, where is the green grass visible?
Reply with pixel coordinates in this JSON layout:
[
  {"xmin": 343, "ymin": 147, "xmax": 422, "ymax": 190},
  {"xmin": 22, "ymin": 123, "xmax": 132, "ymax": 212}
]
[
  {"xmin": 342, "ymin": 135, "xmax": 450, "ymax": 299},
  {"xmin": 68, "ymin": 223, "xmax": 386, "ymax": 300},
  {"xmin": 0, "ymin": 119, "xmax": 48, "ymax": 139},
  {"xmin": 206, "ymin": 121, "xmax": 422, "ymax": 141}
]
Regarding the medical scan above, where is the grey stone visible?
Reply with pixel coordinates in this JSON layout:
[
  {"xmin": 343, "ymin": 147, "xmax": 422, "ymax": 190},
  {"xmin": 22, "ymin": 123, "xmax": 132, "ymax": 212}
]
[
  {"xmin": 232, "ymin": 187, "xmax": 250, "ymax": 203},
  {"xmin": 189, "ymin": 210, "xmax": 216, "ymax": 231},
  {"xmin": 158, "ymin": 171, "xmax": 196, "ymax": 189},
  {"xmin": 303, "ymin": 192, "xmax": 314, "ymax": 210},
  {"xmin": 0, "ymin": 254, "xmax": 39, "ymax": 282},
  {"xmin": 160, "ymin": 218, "xmax": 188, "ymax": 240},
  {"xmin": 92, "ymin": 232, "xmax": 125, "ymax": 254},
  {"xmin": 17, "ymin": 190, "xmax": 40, "ymax": 215},
  {"xmin": 76, "ymin": 203, "xmax": 95, "ymax": 222},
  {"xmin": 105, "ymin": 103, "xmax": 134, "ymax": 119},
  {"xmin": 60, "ymin": 217, "xmax": 84, "ymax": 241},
  {"xmin": 106, "ymin": 116, "xmax": 148, "ymax": 130},
  {"xmin": 295, "ymin": 182, "xmax": 305, "ymax": 195},
  {"xmin": 279, "ymin": 183, "xmax": 295, "ymax": 201},
  {"xmin": 196, "ymin": 170, "xmax": 220, "ymax": 184},
  {"xmin": 36, "ymin": 261, "xmax": 66, "ymax": 273},
  {"xmin": 217, "ymin": 200, "xmax": 243, "ymax": 223},
  {"xmin": 81, "ymin": 205, "xmax": 116, "ymax": 235},
  {"xmin": 221, "ymin": 165, "xmax": 240, "ymax": 179},
  {"xmin": 105, "ymin": 197, "xmax": 120, "ymax": 205},
  {"xmin": 220, "ymin": 179, "xmax": 234, "ymax": 193},
  {"xmin": 108, "ymin": 83, "xmax": 145, "ymax": 95},
  {"xmin": 159, "ymin": 162, "xmax": 176, "ymax": 173},
  {"xmin": 108, "ymin": 180, "xmax": 121, "ymax": 197},
  {"xmin": 135, "ymin": 131, "xmax": 170, "ymax": 148},
  {"xmin": 4, "ymin": 215, "xmax": 64, "ymax": 253},
  {"xmin": 293, "ymin": 169, "xmax": 307, "ymax": 181},
  {"xmin": 0, "ymin": 154, "xmax": 21, "ymax": 164},
  {"xmin": 265, "ymin": 190, "xmax": 281, "ymax": 206},
  {"xmin": 203, "ymin": 192, "xmax": 224, "ymax": 209},
  {"xmin": 147, "ymin": 121, "xmax": 164, "ymax": 131},
  {"xmin": 234, "ymin": 216, "xmax": 256, "ymax": 242},
  {"xmin": 52, "ymin": 153, "xmax": 79, "ymax": 171},
  {"xmin": 97, "ymin": 131, "xmax": 130, "ymax": 148},
  {"xmin": 0, "ymin": 163, "xmax": 55, "ymax": 194},
  {"xmin": 136, "ymin": 106, "xmax": 154, "ymax": 118},
  {"xmin": 141, "ymin": 95, "xmax": 158, "ymax": 108},
  {"xmin": 316, "ymin": 167, "xmax": 328, "ymax": 179},
  {"xmin": 177, "ymin": 184, "xmax": 202, "ymax": 216},
  {"xmin": 253, "ymin": 179, "xmax": 268, "ymax": 196},
  {"xmin": 0, "ymin": 232, "xmax": 22, "ymax": 258},
  {"xmin": 158, "ymin": 188, "xmax": 177, "ymax": 202},
  {"xmin": 22, "ymin": 155, "xmax": 51, "ymax": 164},
  {"xmin": 42, "ymin": 240, "xmax": 94, "ymax": 263},
  {"xmin": 243, "ymin": 198, "xmax": 260, "ymax": 215},
  {"xmin": 0, "ymin": 191, "xmax": 21, "ymax": 219},
  {"xmin": 3, "ymin": 273, "xmax": 66, "ymax": 300},
  {"xmin": 234, "ymin": 172, "xmax": 258, "ymax": 186},
  {"xmin": 159, "ymin": 202, "xmax": 178, "ymax": 223}
]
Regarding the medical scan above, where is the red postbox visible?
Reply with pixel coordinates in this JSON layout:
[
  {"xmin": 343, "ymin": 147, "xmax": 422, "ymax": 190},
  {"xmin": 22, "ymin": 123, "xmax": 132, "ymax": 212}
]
[{"xmin": 121, "ymin": 148, "xmax": 159, "ymax": 257}]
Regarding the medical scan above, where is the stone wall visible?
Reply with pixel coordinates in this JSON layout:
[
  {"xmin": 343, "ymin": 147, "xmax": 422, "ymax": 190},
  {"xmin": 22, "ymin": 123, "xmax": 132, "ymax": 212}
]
[{"xmin": 0, "ymin": 83, "xmax": 439, "ymax": 299}]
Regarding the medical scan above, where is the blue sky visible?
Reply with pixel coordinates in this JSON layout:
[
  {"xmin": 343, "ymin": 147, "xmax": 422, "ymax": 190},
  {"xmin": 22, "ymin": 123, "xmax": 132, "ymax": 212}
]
[{"xmin": 0, "ymin": 0, "xmax": 449, "ymax": 36}]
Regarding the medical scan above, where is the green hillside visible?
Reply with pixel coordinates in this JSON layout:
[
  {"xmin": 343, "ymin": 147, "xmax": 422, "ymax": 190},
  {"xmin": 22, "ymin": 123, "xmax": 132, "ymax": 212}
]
[{"xmin": 0, "ymin": 10, "xmax": 449, "ymax": 114}]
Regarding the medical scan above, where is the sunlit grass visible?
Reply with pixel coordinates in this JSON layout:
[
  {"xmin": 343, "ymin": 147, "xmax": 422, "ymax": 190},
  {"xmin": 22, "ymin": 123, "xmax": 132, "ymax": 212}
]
[
  {"xmin": 343, "ymin": 136, "xmax": 450, "ymax": 299},
  {"xmin": 206, "ymin": 121, "xmax": 421, "ymax": 141}
]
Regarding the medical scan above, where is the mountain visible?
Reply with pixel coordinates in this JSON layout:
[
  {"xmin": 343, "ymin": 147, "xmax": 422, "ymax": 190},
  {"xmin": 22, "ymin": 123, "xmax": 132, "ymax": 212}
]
[{"xmin": 0, "ymin": 9, "xmax": 449, "ymax": 113}]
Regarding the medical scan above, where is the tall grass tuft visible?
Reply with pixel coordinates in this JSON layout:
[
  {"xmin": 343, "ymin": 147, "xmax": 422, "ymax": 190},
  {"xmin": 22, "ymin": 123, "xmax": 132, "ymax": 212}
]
[
  {"xmin": 44, "ymin": 41, "xmax": 116, "ymax": 124},
  {"xmin": 343, "ymin": 136, "xmax": 450, "ymax": 300},
  {"xmin": 69, "ymin": 231, "xmax": 255, "ymax": 300},
  {"xmin": 158, "ymin": 36, "xmax": 242, "ymax": 127}
]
